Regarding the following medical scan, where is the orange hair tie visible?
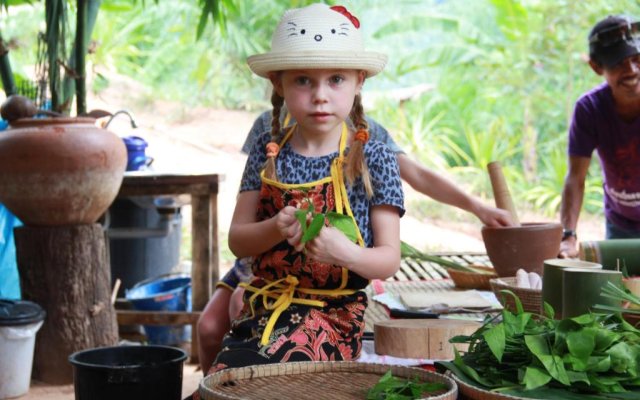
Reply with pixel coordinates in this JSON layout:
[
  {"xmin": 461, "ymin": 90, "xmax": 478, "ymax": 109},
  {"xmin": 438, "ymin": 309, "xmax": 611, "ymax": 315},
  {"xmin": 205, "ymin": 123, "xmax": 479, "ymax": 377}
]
[
  {"xmin": 266, "ymin": 142, "xmax": 280, "ymax": 158},
  {"xmin": 354, "ymin": 129, "xmax": 369, "ymax": 143}
]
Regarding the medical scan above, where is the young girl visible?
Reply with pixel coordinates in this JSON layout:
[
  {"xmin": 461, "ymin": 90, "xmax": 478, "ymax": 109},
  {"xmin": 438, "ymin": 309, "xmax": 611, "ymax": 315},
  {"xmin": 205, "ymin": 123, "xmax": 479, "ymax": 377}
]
[{"xmin": 207, "ymin": 3, "xmax": 404, "ymax": 374}]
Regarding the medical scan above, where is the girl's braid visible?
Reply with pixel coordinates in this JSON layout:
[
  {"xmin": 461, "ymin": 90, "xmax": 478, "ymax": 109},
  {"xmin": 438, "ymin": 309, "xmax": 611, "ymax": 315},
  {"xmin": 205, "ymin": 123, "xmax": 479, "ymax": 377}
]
[
  {"xmin": 265, "ymin": 90, "xmax": 284, "ymax": 181},
  {"xmin": 345, "ymin": 94, "xmax": 373, "ymax": 197}
]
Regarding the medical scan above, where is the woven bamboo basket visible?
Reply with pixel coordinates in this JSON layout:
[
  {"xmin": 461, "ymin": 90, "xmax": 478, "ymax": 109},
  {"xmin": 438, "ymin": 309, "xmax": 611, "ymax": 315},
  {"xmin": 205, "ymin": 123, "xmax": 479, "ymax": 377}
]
[
  {"xmin": 490, "ymin": 277, "xmax": 542, "ymax": 314},
  {"xmin": 199, "ymin": 361, "xmax": 458, "ymax": 400},
  {"xmin": 448, "ymin": 372, "xmax": 528, "ymax": 400},
  {"xmin": 448, "ymin": 265, "xmax": 497, "ymax": 290}
]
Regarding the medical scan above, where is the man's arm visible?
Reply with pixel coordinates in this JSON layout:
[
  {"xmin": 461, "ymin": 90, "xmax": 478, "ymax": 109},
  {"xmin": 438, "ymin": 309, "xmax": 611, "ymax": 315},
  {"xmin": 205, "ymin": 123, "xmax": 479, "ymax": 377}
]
[
  {"xmin": 558, "ymin": 155, "xmax": 591, "ymax": 258},
  {"xmin": 397, "ymin": 154, "xmax": 512, "ymax": 227}
]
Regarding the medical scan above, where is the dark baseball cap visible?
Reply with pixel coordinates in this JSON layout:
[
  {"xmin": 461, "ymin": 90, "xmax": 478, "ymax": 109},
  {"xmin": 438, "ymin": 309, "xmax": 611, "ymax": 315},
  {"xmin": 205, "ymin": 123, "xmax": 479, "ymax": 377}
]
[{"xmin": 589, "ymin": 15, "xmax": 640, "ymax": 68}]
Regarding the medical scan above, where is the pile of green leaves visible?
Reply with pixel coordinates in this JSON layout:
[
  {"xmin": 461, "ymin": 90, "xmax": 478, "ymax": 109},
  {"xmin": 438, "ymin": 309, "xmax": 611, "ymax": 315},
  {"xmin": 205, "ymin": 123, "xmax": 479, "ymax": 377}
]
[
  {"xmin": 438, "ymin": 291, "xmax": 640, "ymax": 399},
  {"xmin": 366, "ymin": 370, "xmax": 448, "ymax": 400},
  {"xmin": 294, "ymin": 204, "xmax": 357, "ymax": 244}
]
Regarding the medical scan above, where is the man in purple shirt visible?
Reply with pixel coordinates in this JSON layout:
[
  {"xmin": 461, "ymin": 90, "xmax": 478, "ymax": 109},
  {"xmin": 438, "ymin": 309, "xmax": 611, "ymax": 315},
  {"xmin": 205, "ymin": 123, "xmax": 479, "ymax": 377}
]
[{"xmin": 559, "ymin": 15, "xmax": 640, "ymax": 258}]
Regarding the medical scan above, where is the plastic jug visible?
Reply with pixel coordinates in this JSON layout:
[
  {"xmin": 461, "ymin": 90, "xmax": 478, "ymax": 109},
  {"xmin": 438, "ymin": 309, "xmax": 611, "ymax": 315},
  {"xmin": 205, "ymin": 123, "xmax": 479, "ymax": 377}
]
[{"xmin": 122, "ymin": 136, "xmax": 153, "ymax": 171}]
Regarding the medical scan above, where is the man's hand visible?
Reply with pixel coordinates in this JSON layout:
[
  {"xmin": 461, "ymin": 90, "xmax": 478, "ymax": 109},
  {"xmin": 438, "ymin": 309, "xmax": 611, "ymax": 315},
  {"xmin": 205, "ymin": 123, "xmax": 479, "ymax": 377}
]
[{"xmin": 558, "ymin": 236, "xmax": 579, "ymax": 258}]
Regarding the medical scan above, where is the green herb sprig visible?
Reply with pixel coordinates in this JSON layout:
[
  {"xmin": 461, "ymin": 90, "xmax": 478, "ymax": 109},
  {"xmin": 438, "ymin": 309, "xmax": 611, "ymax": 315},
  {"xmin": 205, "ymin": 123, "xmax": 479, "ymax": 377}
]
[
  {"xmin": 594, "ymin": 281, "xmax": 640, "ymax": 315},
  {"xmin": 366, "ymin": 370, "xmax": 447, "ymax": 400}
]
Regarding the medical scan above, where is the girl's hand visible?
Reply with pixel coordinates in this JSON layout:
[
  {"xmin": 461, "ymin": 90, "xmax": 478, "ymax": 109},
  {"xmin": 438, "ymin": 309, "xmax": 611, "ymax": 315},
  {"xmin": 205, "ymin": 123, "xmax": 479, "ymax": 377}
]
[
  {"xmin": 475, "ymin": 204, "xmax": 514, "ymax": 227},
  {"xmin": 276, "ymin": 206, "xmax": 303, "ymax": 249},
  {"xmin": 305, "ymin": 226, "xmax": 359, "ymax": 266}
]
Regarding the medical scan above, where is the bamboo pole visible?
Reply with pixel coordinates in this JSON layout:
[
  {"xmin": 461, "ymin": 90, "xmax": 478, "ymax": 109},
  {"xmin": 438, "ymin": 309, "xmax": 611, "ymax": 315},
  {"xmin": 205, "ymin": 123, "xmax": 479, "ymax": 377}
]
[
  {"xmin": 0, "ymin": 31, "xmax": 17, "ymax": 96},
  {"xmin": 63, "ymin": 0, "xmax": 101, "ymax": 115},
  {"xmin": 74, "ymin": 0, "xmax": 87, "ymax": 115}
]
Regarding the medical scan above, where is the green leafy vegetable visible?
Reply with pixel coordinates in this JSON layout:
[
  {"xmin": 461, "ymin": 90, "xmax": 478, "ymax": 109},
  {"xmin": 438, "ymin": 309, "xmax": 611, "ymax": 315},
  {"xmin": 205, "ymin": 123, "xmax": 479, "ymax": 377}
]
[
  {"xmin": 326, "ymin": 212, "xmax": 357, "ymax": 242},
  {"xmin": 301, "ymin": 213, "xmax": 324, "ymax": 244},
  {"xmin": 366, "ymin": 370, "xmax": 447, "ymax": 399},
  {"xmin": 437, "ymin": 291, "xmax": 640, "ymax": 397}
]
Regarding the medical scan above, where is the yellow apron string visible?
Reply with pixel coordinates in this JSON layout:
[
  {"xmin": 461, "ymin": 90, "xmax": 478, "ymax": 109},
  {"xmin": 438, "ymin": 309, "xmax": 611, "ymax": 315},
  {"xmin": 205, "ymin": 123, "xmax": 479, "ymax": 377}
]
[{"xmin": 241, "ymin": 276, "xmax": 355, "ymax": 345}]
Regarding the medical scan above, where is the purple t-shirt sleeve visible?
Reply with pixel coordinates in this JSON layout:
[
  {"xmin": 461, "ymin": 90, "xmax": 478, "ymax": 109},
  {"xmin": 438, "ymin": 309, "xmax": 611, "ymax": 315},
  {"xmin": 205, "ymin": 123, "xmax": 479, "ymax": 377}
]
[{"xmin": 568, "ymin": 95, "xmax": 597, "ymax": 158}]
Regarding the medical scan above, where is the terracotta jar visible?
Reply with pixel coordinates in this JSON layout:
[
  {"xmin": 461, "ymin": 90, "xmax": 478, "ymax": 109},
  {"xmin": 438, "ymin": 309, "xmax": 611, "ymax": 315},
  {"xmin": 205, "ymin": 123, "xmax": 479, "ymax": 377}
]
[
  {"xmin": 0, "ymin": 117, "xmax": 127, "ymax": 226},
  {"xmin": 481, "ymin": 222, "xmax": 562, "ymax": 277}
]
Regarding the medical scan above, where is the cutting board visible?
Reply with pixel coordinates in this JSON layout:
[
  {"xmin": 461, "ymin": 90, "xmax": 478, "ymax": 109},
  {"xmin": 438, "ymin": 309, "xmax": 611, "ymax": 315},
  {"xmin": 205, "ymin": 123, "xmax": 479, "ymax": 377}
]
[{"xmin": 374, "ymin": 319, "xmax": 481, "ymax": 360}]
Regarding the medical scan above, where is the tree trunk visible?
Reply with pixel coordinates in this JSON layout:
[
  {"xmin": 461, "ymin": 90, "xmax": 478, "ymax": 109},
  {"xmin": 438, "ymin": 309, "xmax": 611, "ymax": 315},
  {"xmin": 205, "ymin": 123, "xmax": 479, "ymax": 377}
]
[{"xmin": 15, "ymin": 224, "xmax": 118, "ymax": 384}]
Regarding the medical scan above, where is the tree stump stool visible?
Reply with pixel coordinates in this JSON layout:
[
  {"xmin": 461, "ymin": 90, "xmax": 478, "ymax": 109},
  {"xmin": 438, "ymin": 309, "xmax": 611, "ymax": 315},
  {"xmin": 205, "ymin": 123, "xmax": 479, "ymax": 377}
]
[{"xmin": 15, "ymin": 224, "xmax": 118, "ymax": 384}]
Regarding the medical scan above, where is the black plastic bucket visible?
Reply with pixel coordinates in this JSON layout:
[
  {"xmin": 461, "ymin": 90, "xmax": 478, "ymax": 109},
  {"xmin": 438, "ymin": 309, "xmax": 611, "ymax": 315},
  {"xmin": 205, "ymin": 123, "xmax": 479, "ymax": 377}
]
[{"xmin": 68, "ymin": 345, "xmax": 187, "ymax": 400}]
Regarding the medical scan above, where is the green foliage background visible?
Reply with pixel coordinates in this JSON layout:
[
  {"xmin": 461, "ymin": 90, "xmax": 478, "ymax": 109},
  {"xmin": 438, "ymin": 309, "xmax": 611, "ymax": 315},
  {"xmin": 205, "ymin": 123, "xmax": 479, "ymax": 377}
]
[{"xmin": 2, "ymin": 0, "xmax": 640, "ymax": 220}]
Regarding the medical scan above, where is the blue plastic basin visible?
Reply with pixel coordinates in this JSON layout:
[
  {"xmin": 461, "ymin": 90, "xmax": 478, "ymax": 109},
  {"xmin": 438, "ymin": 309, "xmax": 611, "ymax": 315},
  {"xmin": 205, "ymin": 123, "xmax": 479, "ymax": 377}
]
[{"xmin": 125, "ymin": 275, "xmax": 191, "ymax": 345}]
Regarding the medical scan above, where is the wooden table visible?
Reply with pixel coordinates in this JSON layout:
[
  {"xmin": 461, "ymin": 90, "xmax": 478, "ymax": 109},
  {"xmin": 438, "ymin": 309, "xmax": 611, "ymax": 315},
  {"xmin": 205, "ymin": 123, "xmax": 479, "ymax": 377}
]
[{"xmin": 113, "ymin": 172, "xmax": 222, "ymax": 362}]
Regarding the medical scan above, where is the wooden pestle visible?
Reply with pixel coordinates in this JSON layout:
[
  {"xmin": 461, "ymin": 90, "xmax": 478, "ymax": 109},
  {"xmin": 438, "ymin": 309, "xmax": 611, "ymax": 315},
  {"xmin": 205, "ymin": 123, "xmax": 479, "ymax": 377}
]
[{"xmin": 487, "ymin": 161, "xmax": 520, "ymax": 226}]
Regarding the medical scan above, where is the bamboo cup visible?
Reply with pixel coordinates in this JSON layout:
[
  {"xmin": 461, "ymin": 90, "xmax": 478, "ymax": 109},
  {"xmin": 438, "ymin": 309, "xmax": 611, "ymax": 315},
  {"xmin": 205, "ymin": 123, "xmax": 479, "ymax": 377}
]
[
  {"xmin": 541, "ymin": 259, "xmax": 602, "ymax": 319},
  {"xmin": 579, "ymin": 239, "xmax": 640, "ymax": 274},
  {"xmin": 561, "ymin": 268, "xmax": 622, "ymax": 318},
  {"xmin": 487, "ymin": 161, "xmax": 520, "ymax": 226}
]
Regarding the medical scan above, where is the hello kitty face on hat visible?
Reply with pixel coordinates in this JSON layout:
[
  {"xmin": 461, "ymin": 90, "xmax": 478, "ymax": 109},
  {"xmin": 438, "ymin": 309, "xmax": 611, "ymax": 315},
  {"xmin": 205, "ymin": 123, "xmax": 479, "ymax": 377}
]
[
  {"xmin": 270, "ymin": 3, "xmax": 365, "ymax": 53},
  {"xmin": 247, "ymin": 3, "xmax": 387, "ymax": 78}
]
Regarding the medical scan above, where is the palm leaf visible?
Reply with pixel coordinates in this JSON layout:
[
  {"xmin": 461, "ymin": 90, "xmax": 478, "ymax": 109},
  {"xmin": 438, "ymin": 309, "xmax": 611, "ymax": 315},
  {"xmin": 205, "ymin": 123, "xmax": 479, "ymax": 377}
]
[{"xmin": 400, "ymin": 241, "xmax": 485, "ymax": 274}]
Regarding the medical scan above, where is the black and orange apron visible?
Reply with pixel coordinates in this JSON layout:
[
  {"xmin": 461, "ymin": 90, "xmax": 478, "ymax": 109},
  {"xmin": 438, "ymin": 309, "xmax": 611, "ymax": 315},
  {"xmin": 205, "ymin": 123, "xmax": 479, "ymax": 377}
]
[{"xmin": 209, "ymin": 122, "xmax": 370, "ymax": 373}]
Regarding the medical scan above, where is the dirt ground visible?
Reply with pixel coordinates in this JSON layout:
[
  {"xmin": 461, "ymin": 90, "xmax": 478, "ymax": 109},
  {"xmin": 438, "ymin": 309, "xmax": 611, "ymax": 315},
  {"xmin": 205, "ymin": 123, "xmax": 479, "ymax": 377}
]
[{"xmin": 17, "ymin": 73, "xmax": 605, "ymax": 399}]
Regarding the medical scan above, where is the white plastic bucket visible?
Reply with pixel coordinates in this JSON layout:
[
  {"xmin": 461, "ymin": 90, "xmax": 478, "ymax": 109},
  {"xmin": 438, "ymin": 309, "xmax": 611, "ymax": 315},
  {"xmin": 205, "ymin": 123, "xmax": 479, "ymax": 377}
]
[{"xmin": 0, "ymin": 299, "xmax": 45, "ymax": 399}]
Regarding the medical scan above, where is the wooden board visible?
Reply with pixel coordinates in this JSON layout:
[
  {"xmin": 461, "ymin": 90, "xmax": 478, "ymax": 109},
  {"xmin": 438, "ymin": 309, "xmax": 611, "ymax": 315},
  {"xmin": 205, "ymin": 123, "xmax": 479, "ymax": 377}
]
[{"xmin": 374, "ymin": 319, "xmax": 481, "ymax": 360}]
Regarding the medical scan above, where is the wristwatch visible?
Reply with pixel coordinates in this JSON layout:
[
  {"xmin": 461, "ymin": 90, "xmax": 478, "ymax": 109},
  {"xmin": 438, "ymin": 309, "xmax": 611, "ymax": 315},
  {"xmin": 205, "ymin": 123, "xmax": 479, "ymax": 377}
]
[{"xmin": 562, "ymin": 229, "xmax": 577, "ymax": 241}]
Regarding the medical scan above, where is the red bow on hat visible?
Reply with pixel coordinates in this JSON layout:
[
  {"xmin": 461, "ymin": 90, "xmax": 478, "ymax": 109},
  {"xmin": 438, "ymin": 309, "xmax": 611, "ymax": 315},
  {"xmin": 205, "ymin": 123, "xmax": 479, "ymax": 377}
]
[{"xmin": 330, "ymin": 5, "xmax": 360, "ymax": 28}]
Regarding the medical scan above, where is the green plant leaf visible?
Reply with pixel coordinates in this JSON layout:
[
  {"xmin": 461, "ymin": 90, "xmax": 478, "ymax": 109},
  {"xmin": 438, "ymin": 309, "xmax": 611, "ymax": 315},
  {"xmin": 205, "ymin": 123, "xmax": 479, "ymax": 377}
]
[
  {"xmin": 539, "ymin": 354, "xmax": 571, "ymax": 386},
  {"xmin": 607, "ymin": 342, "xmax": 637, "ymax": 374},
  {"xmin": 301, "ymin": 213, "xmax": 324, "ymax": 244},
  {"xmin": 399, "ymin": 241, "xmax": 480, "ymax": 273},
  {"xmin": 326, "ymin": 212, "xmax": 357, "ymax": 242},
  {"xmin": 483, "ymin": 323, "xmax": 506, "ymax": 362},
  {"xmin": 295, "ymin": 209, "xmax": 309, "ymax": 239},
  {"xmin": 567, "ymin": 328, "xmax": 596, "ymax": 360},
  {"xmin": 523, "ymin": 366, "xmax": 552, "ymax": 390}
]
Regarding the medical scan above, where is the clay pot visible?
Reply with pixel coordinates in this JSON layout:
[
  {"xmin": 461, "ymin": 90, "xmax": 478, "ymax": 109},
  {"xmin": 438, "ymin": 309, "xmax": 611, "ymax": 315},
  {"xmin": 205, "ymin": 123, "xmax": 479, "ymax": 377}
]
[
  {"xmin": 481, "ymin": 222, "xmax": 562, "ymax": 277},
  {"xmin": 0, "ymin": 117, "xmax": 127, "ymax": 226}
]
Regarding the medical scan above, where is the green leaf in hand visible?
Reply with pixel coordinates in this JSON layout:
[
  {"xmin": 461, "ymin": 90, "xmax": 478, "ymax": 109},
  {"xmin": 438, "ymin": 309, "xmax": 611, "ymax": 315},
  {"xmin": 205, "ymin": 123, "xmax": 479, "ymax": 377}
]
[
  {"xmin": 326, "ymin": 212, "xmax": 358, "ymax": 242},
  {"xmin": 301, "ymin": 213, "xmax": 325, "ymax": 244}
]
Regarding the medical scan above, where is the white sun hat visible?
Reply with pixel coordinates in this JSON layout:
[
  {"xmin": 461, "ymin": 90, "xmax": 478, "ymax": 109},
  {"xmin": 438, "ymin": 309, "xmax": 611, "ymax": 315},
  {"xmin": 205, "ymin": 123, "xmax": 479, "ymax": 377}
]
[{"xmin": 247, "ymin": 3, "xmax": 387, "ymax": 78}]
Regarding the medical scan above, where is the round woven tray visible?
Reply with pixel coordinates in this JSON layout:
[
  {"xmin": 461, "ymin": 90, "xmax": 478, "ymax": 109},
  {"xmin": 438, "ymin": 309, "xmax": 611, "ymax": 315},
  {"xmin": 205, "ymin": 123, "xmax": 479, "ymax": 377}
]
[
  {"xmin": 199, "ymin": 361, "xmax": 458, "ymax": 400},
  {"xmin": 448, "ymin": 372, "xmax": 528, "ymax": 400},
  {"xmin": 448, "ymin": 265, "xmax": 497, "ymax": 290},
  {"xmin": 490, "ymin": 277, "xmax": 542, "ymax": 314}
]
